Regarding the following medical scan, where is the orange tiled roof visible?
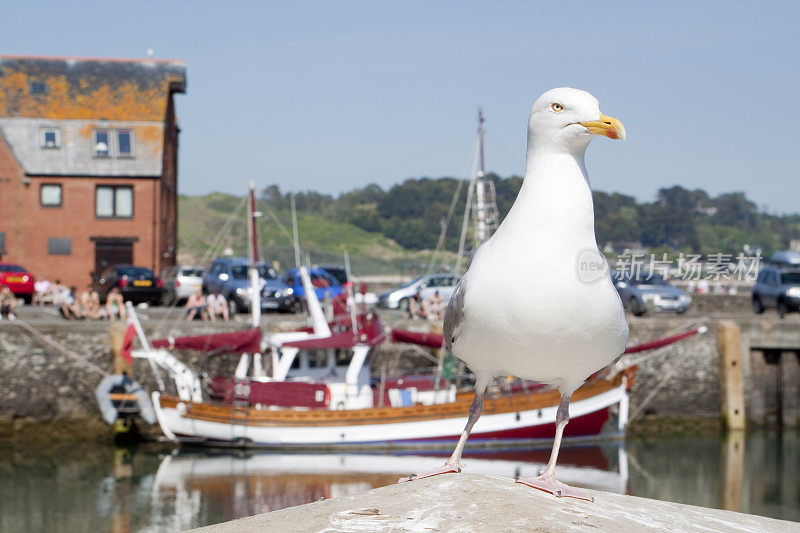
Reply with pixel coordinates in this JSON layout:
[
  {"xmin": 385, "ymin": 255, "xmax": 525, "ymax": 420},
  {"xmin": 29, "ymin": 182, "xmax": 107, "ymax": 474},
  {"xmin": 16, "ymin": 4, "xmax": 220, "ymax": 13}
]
[{"xmin": 0, "ymin": 55, "xmax": 186, "ymax": 122}]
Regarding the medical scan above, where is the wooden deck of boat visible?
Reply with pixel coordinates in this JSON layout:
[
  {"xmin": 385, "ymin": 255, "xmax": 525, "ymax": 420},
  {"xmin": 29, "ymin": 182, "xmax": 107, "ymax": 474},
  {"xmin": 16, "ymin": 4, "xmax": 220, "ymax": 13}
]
[{"xmin": 160, "ymin": 374, "xmax": 623, "ymax": 427}]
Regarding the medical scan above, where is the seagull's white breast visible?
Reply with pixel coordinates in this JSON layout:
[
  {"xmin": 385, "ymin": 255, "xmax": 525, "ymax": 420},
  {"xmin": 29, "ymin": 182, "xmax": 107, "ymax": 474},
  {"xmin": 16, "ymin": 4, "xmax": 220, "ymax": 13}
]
[{"xmin": 452, "ymin": 151, "xmax": 628, "ymax": 394}]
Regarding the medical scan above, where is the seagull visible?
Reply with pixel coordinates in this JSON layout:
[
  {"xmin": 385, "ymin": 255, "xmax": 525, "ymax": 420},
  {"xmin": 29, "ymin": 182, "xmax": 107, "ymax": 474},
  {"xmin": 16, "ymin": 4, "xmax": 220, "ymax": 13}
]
[{"xmin": 400, "ymin": 88, "xmax": 629, "ymax": 501}]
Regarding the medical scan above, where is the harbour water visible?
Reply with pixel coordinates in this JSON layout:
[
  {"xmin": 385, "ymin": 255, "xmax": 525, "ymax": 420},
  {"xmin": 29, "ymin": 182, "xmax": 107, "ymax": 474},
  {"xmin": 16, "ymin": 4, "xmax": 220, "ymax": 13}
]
[{"xmin": 1, "ymin": 430, "xmax": 797, "ymax": 532}]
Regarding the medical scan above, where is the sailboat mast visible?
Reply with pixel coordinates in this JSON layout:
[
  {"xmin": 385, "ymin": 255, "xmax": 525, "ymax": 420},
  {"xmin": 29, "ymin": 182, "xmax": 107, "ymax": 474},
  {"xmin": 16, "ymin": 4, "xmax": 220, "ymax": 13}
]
[
  {"xmin": 474, "ymin": 109, "xmax": 489, "ymax": 244},
  {"xmin": 247, "ymin": 182, "xmax": 261, "ymax": 328}
]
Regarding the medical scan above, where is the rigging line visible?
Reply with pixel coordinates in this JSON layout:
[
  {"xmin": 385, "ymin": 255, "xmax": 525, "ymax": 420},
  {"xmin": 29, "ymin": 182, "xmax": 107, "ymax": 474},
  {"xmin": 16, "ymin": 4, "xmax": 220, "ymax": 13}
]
[
  {"xmin": 153, "ymin": 196, "xmax": 248, "ymax": 338},
  {"xmin": 427, "ymin": 135, "xmax": 481, "ymax": 276},
  {"xmin": 454, "ymin": 145, "xmax": 480, "ymax": 274},
  {"xmin": 485, "ymin": 129, "xmax": 526, "ymax": 172},
  {"xmin": 625, "ymin": 322, "xmax": 706, "ymax": 423},
  {"xmin": 154, "ymin": 196, "xmax": 246, "ymax": 337},
  {"xmin": 261, "ymin": 202, "xmax": 303, "ymax": 257},
  {"xmin": 13, "ymin": 320, "xmax": 108, "ymax": 377}
]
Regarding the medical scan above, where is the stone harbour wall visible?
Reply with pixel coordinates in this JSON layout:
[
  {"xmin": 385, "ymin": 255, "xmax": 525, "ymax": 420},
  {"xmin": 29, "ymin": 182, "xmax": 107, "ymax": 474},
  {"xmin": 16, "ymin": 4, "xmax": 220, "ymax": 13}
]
[{"xmin": 4, "ymin": 303, "xmax": 792, "ymax": 428}]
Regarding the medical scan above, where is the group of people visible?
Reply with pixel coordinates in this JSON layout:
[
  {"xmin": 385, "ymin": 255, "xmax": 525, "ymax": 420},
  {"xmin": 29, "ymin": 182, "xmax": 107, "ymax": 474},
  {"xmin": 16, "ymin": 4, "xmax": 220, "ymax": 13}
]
[
  {"xmin": 407, "ymin": 290, "xmax": 446, "ymax": 321},
  {"xmin": 185, "ymin": 289, "xmax": 230, "ymax": 322},
  {"xmin": 12, "ymin": 278, "xmax": 128, "ymax": 321},
  {"xmin": 59, "ymin": 285, "xmax": 126, "ymax": 321}
]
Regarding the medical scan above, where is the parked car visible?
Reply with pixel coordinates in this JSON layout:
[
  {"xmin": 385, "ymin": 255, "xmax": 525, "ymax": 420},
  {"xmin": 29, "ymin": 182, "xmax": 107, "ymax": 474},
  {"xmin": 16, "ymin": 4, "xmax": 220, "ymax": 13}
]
[
  {"xmin": 769, "ymin": 250, "xmax": 800, "ymax": 267},
  {"xmin": 316, "ymin": 264, "xmax": 351, "ymax": 288},
  {"xmin": 281, "ymin": 267, "xmax": 344, "ymax": 301},
  {"xmin": 612, "ymin": 271, "xmax": 691, "ymax": 316},
  {"xmin": 377, "ymin": 273, "xmax": 460, "ymax": 310},
  {"xmin": 752, "ymin": 266, "xmax": 800, "ymax": 318},
  {"xmin": 0, "ymin": 263, "xmax": 35, "ymax": 304},
  {"xmin": 203, "ymin": 257, "xmax": 298, "ymax": 314},
  {"xmin": 94, "ymin": 264, "xmax": 163, "ymax": 305},
  {"xmin": 160, "ymin": 265, "xmax": 204, "ymax": 305}
]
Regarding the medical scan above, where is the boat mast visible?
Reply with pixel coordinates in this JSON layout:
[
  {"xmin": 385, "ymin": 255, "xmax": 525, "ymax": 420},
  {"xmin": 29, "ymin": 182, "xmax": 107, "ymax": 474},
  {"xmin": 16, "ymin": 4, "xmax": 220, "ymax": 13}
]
[
  {"xmin": 455, "ymin": 110, "xmax": 499, "ymax": 274},
  {"xmin": 247, "ymin": 182, "xmax": 261, "ymax": 328},
  {"xmin": 472, "ymin": 109, "xmax": 499, "ymax": 247}
]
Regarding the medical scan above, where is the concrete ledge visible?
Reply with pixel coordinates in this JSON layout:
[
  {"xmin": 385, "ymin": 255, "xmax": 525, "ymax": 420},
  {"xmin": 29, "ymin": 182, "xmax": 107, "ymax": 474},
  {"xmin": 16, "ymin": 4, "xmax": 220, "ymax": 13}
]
[{"xmin": 192, "ymin": 473, "xmax": 797, "ymax": 532}]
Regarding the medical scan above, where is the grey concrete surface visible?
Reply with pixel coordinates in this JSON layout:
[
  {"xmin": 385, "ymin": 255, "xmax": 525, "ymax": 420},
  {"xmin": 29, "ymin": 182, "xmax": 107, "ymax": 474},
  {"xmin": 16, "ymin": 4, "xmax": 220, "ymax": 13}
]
[{"xmin": 191, "ymin": 473, "xmax": 799, "ymax": 533}]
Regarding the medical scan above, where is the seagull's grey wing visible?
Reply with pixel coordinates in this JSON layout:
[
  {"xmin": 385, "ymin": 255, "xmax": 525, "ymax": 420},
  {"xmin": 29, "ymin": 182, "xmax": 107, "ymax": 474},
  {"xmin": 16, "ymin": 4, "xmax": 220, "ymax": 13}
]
[{"xmin": 443, "ymin": 277, "xmax": 466, "ymax": 351}]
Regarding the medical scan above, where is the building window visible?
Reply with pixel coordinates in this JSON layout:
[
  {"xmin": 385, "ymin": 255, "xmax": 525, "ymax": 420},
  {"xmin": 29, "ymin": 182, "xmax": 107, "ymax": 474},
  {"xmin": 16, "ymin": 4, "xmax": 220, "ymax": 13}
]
[
  {"xmin": 117, "ymin": 129, "xmax": 134, "ymax": 158},
  {"xmin": 93, "ymin": 129, "xmax": 110, "ymax": 158},
  {"xmin": 48, "ymin": 238, "xmax": 72, "ymax": 255},
  {"xmin": 96, "ymin": 185, "xmax": 133, "ymax": 218},
  {"xmin": 0, "ymin": 232, "xmax": 5, "ymax": 251},
  {"xmin": 40, "ymin": 184, "xmax": 62, "ymax": 207},
  {"xmin": 30, "ymin": 81, "xmax": 47, "ymax": 95},
  {"xmin": 41, "ymin": 128, "xmax": 61, "ymax": 149}
]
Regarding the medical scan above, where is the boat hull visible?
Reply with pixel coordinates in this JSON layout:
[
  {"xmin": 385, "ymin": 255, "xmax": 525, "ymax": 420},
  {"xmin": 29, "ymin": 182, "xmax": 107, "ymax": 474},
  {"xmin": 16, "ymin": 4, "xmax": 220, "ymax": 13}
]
[
  {"xmin": 153, "ymin": 377, "xmax": 628, "ymax": 448},
  {"xmin": 152, "ymin": 376, "xmax": 629, "ymax": 449}
]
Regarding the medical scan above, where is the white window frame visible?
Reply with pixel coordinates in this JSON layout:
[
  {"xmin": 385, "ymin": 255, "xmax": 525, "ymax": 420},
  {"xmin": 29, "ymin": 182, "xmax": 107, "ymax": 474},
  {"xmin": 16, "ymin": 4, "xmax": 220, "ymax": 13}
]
[
  {"xmin": 116, "ymin": 129, "xmax": 135, "ymax": 158},
  {"xmin": 40, "ymin": 127, "xmax": 61, "ymax": 149},
  {"xmin": 93, "ymin": 128, "xmax": 111, "ymax": 158},
  {"xmin": 40, "ymin": 183, "xmax": 62, "ymax": 207}
]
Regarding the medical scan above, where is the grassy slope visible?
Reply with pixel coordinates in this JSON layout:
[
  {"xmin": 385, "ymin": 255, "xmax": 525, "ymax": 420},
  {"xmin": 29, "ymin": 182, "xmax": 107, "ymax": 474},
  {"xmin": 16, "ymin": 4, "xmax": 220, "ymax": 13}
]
[{"xmin": 177, "ymin": 193, "xmax": 454, "ymax": 275}]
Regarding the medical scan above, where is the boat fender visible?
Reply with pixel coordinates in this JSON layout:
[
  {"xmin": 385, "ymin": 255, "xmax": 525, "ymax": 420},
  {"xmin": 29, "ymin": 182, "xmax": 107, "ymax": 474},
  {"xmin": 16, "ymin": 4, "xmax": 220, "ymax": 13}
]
[{"xmin": 94, "ymin": 374, "xmax": 157, "ymax": 425}]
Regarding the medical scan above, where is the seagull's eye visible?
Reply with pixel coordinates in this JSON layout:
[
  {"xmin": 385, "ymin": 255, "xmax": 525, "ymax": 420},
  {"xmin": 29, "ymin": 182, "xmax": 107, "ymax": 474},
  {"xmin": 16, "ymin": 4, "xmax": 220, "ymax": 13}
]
[{"xmin": 551, "ymin": 103, "xmax": 564, "ymax": 112}]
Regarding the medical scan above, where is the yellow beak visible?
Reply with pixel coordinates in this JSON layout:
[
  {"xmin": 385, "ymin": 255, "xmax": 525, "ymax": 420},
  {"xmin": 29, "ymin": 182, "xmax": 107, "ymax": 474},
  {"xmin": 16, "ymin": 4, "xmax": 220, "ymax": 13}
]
[{"xmin": 579, "ymin": 113, "xmax": 626, "ymax": 141}]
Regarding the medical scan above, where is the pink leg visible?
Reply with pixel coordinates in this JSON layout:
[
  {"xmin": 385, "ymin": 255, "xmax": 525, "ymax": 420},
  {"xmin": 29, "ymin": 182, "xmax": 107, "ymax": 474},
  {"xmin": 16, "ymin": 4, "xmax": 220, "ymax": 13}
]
[
  {"xmin": 399, "ymin": 380, "xmax": 487, "ymax": 483},
  {"xmin": 516, "ymin": 393, "xmax": 594, "ymax": 502}
]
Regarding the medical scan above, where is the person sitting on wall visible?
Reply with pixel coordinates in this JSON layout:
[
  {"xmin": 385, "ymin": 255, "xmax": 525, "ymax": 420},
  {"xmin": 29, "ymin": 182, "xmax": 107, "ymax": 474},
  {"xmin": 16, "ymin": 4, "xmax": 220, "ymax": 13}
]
[
  {"xmin": 105, "ymin": 287, "xmax": 126, "ymax": 321},
  {"xmin": 206, "ymin": 290, "xmax": 229, "ymax": 322},
  {"xmin": 0, "ymin": 286, "xmax": 19, "ymax": 320},
  {"xmin": 59, "ymin": 286, "xmax": 80, "ymax": 319},
  {"xmin": 427, "ymin": 290, "xmax": 445, "ymax": 321},
  {"xmin": 408, "ymin": 291, "xmax": 427, "ymax": 320},
  {"xmin": 32, "ymin": 279, "xmax": 52, "ymax": 306},
  {"xmin": 84, "ymin": 290, "xmax": 105, "ymax": 319},
  {"xmin": 185, "ymin": 289, "xmax": 208, "ymax": 321}
]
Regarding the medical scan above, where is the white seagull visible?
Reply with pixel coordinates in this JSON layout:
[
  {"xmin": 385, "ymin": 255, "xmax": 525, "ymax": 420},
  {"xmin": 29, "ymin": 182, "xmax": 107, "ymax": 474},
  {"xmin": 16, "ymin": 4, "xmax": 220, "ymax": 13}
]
[{"xmin": 400, "ymin": 88, "xmax": 629, "ymax": 501}]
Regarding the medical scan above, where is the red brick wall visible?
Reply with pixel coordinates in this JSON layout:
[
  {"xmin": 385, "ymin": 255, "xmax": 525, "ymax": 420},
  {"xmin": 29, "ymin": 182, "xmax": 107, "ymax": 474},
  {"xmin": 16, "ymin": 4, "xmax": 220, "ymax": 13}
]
[
  {"xmin": 0, "ymin": 134, "xmax": 26, "ymax": 265},
  {"xmin": 1, "ymin": 164, "xmax": 161, "ymax": 289}
]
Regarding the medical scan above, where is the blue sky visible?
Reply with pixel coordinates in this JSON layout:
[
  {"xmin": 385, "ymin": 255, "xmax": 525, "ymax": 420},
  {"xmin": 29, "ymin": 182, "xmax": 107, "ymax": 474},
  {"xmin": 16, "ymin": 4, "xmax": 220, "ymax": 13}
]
[{"xmin": 4, "ymin": 1, "xmax": 800, "ymax": 213}]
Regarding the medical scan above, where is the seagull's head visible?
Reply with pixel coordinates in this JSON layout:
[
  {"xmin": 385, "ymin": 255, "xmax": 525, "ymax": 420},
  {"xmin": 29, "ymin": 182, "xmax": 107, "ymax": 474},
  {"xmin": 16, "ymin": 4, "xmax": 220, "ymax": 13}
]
[{"xmin": 528, "ymin": 87, "xmax": 625, "ymax": 154}]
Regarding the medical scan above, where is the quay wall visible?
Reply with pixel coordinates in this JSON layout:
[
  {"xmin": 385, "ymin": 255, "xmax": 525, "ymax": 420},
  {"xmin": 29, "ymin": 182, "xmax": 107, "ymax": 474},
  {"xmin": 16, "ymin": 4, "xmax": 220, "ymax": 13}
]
[{"xmin": 0, "ymin": 297, "xmax": 795, "ymax": 429}]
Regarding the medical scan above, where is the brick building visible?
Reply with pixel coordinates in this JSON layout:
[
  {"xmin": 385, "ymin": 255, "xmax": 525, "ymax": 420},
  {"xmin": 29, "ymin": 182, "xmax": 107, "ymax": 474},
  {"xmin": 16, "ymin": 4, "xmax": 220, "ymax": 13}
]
[{"xmin": 0, "ymin": 55, "xmax": 186, "ymax": 289}]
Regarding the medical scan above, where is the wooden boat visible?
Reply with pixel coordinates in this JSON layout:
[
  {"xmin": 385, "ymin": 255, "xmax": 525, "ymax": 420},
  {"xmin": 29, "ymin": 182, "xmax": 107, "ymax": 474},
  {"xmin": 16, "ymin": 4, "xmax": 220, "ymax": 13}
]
[{"xmin": 150, "ymin": 372, "xmax": 629, "ymax": 449}]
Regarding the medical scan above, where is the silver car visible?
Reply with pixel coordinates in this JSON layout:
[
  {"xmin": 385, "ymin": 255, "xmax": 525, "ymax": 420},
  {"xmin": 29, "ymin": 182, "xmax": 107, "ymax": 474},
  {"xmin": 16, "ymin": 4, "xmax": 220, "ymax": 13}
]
[
  {"xmin": 377, "ymin": 274, "xmax": 460, "ymax": 310},
  {"xmin": 612, "ymin": 271, "xmax": 691, "ymax": 316},
  {"xmin": 161, "ymin": 265, "xmax": 204, "ymax": 304}
]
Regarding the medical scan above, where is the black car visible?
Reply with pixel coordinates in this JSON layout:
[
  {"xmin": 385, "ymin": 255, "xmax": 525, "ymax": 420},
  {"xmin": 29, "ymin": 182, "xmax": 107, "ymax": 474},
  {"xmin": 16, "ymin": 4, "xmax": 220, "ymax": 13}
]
[
  {"xmin": 317, "ymin": 264, "xmax": 350, "ymax": 287},
  {"xmin": 94, "ymin": 264, "xmax": 163, "ymax": 305},
  {"xmin": 752, "ymin": 266, "xmax": 800, "ymax": 318}
]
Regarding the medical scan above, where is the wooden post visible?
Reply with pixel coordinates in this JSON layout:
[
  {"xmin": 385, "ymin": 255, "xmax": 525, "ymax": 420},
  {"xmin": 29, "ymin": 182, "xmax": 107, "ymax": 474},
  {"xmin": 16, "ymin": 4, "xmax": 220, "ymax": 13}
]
[
  {"xmin": 717, "ymin": 321, "xmax": 746, "ymax": 430},
  {"xmin": 109, "ymin": 322, "xmax": 132, "ymax": 376},
  {"xmin": 764, "ymin": 350, "xmax": 781, "ymax": 427},
  {"xmin": 780, "ymin": 351, "xmax": 799, "ymax": 428},
  {"xmin": 749, "ymin": 349, "xmax": 766, "ymax": 426}
]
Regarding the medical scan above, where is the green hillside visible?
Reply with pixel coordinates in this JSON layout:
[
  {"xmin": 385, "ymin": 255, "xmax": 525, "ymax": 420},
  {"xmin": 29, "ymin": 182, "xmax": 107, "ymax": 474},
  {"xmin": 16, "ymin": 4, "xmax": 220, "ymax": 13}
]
[
  {"xmin": 177, "ymin": 192, "xmax": 453, "ymax": 276},
  {"xmin": 178, "ymin": 179, "xmax": 800, "ymax": 275}
]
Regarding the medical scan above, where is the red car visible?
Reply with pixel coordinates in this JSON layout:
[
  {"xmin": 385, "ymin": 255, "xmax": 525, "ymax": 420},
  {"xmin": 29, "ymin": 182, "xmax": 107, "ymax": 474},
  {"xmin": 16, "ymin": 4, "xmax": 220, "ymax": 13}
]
[{"xmin": 0, "ymin": 264, "xmax": 36, "ymax": 303}]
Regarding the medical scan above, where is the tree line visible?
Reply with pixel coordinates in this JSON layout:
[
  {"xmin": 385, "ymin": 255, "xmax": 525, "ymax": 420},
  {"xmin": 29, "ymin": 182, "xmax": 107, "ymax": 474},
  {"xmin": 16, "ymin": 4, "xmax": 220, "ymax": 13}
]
[{"xmin": 256, "ymin": 178, "xmax": 800, "ymax": 256}]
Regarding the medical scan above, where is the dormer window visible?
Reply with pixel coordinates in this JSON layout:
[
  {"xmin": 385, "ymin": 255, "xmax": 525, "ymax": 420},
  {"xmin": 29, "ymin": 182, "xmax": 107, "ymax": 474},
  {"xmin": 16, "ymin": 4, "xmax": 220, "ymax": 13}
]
[
  {"xmin": 30, "ymin": 81, "xmax": 47, "ymax": 95},
  {"xmin": 117, "ymin": 129, "xmax": 134, "ymax": 158},
  {"xmin": 41, "ymin": 128, "xmax": 60, "ymax": 149},
  {"xmin": 92, "ymin": 128, "xmax": 135, "ymax": 158},
  {"xmin": 93, "ymin": 129, "xmax": 110, "ymax": 158}
]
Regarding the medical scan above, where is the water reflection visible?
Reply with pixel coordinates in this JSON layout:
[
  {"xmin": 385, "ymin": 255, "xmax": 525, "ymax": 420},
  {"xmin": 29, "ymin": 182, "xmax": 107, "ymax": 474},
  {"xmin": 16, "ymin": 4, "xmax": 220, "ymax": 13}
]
[
  {"xmin": 149, "ymin": 443, "xmax": 627, "ymax": 531},
  {"xmin": 0, "ymin": 431, "xmax": 798, "ymax": 532}
]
